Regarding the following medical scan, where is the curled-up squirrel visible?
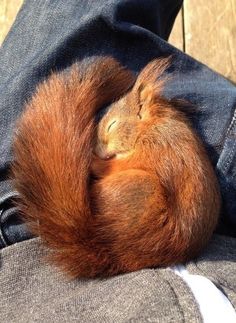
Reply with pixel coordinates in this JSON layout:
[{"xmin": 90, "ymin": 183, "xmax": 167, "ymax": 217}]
[{"xmin": 12, "ymin": 57, "xmax": 221, "ymax": 278}]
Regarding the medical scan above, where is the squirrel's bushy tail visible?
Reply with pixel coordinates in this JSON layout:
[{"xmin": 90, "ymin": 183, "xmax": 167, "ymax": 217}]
[{"xmin": 12, "ymin": 57, "xmax": 134, "ymax": 278}]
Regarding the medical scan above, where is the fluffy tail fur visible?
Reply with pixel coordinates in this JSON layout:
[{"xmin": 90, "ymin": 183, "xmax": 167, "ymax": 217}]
[{"xmin": 12, "ymin": 57, "xmax": 135, "ymax": 278}]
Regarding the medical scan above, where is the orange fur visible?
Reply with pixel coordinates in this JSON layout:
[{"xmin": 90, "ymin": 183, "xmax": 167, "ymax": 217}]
[{"xmin": 12, "ymin": 57, "xmax": 221, "ymax": 278}]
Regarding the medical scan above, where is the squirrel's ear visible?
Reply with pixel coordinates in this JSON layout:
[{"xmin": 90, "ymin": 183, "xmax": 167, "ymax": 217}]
[{"xmin": 132, "ymin": 57, "xmax": 171, "ymax": 115}]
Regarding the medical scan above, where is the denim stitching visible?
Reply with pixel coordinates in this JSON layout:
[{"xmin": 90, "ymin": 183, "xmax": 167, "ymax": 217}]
[
  {"xmin": 218, "ymin": 107, "xmax": 236, "ymax": 174},
  {"xmin": 0, "ymin": 209, "xmax": 8, "ymax": 247}
]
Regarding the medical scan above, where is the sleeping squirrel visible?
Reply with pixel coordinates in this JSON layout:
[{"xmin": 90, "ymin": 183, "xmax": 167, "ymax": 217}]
[{"xmin": 12, "ymin": 57, "xmax": 221, "ymax": 278}]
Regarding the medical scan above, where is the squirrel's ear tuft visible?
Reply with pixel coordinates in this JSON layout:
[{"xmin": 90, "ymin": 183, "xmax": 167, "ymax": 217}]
[{"xmin": 132, "ymin": 57, "xmax": 171, "ymax": 113}]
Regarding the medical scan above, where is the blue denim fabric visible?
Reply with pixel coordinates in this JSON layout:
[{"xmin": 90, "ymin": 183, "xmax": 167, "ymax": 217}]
[{"xmin": 0, "ymin": 0, "xmax": 235, "ymax": 248}]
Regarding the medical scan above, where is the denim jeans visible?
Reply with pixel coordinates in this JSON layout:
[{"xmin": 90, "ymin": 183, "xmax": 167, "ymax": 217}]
[{"xmin": 0, "ymin": 0, "xmax": 236, "ymax": 248}]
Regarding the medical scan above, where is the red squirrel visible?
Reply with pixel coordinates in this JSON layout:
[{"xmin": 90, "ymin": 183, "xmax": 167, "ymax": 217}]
[{"xmin": 12, "ymin": 57, "xmax": 221, "ymax": 278}]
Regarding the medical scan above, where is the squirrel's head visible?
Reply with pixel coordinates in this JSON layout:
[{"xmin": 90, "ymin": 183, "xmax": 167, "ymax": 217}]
[{"xmin": 94, "ymin": 57, "xmax": 171, "ymax": 160}]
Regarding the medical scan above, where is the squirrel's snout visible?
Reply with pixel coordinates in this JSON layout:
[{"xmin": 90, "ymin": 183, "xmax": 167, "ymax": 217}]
[
  {"xmin": 94, "ymin": 143, "xmax": 116, "ymax": 160},
  {"xmin": 105, "ymin": 153, "xmax": 116, "ymax": 160}
]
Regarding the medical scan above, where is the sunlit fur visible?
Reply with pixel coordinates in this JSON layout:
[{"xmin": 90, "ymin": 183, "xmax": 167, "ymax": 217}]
[{"xmin": 12, "ymin": 57, "xmax": 221, "ymax": 279}]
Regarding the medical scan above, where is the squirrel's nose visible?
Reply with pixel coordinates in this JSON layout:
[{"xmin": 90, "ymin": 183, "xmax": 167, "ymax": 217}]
[
  {"xmin": 94, "ymin": 145, "xmax": 116, "ymax": 160},
  {"xmin": 105, "ymin": 153, "xmax": 116, "ymax": 160}
]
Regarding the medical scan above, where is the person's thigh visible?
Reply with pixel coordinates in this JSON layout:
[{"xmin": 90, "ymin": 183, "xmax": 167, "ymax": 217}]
[{"xmin": 0, "ymin": 0, "xmax": 235, "ymax": 247}]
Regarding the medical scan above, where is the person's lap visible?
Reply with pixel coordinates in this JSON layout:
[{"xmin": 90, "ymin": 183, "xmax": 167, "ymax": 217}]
[{"xmin": 0, "ymin": 0, "xmax": 235, "ymax": 246}]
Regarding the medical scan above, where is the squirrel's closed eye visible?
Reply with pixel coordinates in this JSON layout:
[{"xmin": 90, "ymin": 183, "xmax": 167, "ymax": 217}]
[{"xmin": 107, "ymin": 120, "xmax": 117, "ymax": 133}]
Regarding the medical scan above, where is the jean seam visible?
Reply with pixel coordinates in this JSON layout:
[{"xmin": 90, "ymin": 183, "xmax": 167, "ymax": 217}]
[
  {"xmin": 218, "ymin": 107, "xmax": 236, "ymax": 174},
  {"xmin": 0, "ymin": 209, "xmax": 8, "ymax": 247}
]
